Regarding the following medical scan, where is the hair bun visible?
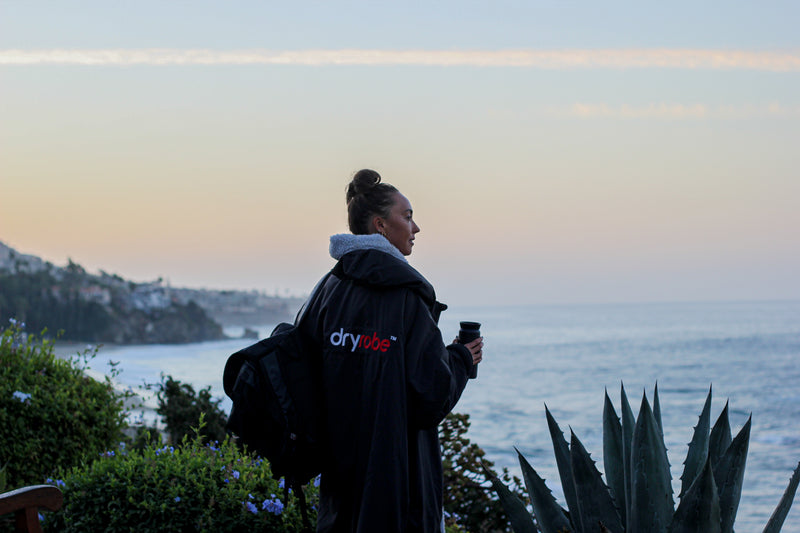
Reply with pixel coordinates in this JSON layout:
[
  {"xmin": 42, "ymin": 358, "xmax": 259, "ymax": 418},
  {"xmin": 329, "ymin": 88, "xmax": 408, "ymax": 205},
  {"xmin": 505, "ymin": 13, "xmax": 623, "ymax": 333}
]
[
  {"xmin": 347, "ymin": 169, "xmax": 382, "ymax": 202},
  {"xmin": 345, "ymin": 169, "xmax": 399, "ymax": 234}
]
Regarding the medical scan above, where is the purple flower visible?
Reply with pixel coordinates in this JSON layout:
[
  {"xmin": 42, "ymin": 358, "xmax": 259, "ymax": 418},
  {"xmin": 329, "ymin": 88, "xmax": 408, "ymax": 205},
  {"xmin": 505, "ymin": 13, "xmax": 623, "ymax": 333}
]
[
  {"xmin": 233, "ymin": 470, "xmax": 240, "ymax": 480},
  {"xmin": 155, "ymin": 445, "xmax": 173, "ymax": 457},
  {"xmin": 245, "ymin": 501, "xmax": 258, "ymax": 514},
  {"xmin": 12, "ymin": 391, "xmax": 31, "ymax": 403},
  {"xmin": 174, "ymin": 496, "xmax": 181, "ymax": 502},
  {"xmin": 261, "ymin": 497, "xmax": 284, "ymax": 515}
]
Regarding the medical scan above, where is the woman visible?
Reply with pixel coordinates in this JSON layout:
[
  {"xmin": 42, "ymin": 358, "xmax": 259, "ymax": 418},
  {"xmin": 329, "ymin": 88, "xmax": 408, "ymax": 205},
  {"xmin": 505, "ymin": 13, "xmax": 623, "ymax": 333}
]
[{"xmin": 298, "ymin": 169, "xmax": 483, "ymax": 532}]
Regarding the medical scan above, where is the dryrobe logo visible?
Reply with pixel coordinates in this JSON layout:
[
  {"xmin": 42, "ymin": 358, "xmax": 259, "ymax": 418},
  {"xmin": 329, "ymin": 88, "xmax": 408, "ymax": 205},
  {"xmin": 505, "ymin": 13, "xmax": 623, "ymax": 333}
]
[{"xmin": 329, "ymin": 328, "xmax": 396, "ymax": 353}]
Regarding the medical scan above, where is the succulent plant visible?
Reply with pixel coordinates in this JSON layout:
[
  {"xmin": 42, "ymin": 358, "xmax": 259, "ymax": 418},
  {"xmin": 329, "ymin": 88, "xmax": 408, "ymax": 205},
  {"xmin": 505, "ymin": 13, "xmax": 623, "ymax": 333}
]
[{"xmin": 484, "ymin": 384, "xmax": 800, "ymax": 533}]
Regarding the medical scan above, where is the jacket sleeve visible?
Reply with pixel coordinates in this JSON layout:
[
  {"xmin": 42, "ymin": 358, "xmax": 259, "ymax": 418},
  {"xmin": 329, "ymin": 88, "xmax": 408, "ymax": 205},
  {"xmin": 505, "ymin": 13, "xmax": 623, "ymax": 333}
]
[{"xmin": 403, "ymin": 293, "xmax": 473, "ymax": 429}]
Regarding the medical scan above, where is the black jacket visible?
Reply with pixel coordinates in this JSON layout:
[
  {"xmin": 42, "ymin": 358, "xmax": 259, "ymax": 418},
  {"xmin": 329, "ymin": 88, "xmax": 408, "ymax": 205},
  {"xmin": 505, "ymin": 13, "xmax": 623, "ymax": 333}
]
[{"xmin": 299, "ymin": 247, "xmax": 473, "ymax": 533}]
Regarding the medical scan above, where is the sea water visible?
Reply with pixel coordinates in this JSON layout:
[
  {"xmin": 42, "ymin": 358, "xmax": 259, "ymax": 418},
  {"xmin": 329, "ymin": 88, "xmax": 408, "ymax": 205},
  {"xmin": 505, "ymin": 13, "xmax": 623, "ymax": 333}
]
[{"xmin": 67, "ymin": 300, "xmax": 800, "ymax": 531}]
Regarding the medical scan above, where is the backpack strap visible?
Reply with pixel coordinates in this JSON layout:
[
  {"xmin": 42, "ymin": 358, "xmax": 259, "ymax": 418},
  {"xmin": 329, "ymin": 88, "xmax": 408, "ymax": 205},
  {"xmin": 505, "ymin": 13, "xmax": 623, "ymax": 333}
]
[{"xmin": 284, "ymin": 477, "xmax": 313, "ymax": 533}]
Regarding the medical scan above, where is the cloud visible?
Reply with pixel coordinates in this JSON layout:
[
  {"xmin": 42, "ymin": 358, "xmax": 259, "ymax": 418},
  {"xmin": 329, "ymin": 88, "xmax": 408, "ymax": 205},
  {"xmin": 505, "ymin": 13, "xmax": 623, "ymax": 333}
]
[
  {"xmin": 1, "ymin": 48, "xmax": 799, "ymax": 71},
  {"xmin": 566, "ymin": 102, "xmax": 800, "ymax": 119},
  {"xmin": 570, "ymin": 103, "xmax": 709, "ymax": 119}
]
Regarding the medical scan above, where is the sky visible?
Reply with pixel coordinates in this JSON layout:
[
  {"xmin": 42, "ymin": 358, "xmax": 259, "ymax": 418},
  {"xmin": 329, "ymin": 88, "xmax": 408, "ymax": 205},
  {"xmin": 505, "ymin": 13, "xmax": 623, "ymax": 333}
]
[{"xmin": 1, "ymin": 1, "xmax": 799, "ymax": 306}]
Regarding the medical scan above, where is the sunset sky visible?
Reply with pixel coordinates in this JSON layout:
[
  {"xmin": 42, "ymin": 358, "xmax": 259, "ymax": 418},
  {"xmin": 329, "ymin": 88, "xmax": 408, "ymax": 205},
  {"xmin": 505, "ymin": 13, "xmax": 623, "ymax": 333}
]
[{"xmin": 2, "ymin": 1, "xmax": 799, "ymax": 306}]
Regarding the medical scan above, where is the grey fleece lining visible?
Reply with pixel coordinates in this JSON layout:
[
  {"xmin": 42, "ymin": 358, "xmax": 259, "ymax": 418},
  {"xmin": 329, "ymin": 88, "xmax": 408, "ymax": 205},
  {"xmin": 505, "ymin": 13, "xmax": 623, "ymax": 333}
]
[{"xmin": 329, "ymin": 233, "xmax": 408, "ymax": 263}]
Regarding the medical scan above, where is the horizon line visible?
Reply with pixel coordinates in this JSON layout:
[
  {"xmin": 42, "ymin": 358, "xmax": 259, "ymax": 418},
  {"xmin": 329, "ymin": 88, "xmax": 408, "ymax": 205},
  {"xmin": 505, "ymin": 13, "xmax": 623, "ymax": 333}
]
[{"xmin": 1, "ymin": 48, "xmax": 799, "ymax": 71}]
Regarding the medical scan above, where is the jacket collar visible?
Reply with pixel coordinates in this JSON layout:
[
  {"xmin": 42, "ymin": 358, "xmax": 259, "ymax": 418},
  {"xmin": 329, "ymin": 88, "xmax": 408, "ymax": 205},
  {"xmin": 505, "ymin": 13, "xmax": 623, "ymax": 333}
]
[
  {"xmin": 329, "ymin": 233, "xmax": 407, "ymax": 263},
  {"xmin": 328, "ymin": 234, "xmax": 438, "ymax": 308}
]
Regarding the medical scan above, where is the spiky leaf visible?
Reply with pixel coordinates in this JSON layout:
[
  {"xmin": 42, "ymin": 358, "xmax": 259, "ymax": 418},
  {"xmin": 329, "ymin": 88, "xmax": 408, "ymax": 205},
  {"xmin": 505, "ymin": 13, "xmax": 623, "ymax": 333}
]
[
  {"xmin": 603, "ymin": 389, "xmax": 626, "ymax": 529},
  {"xmin": 762, "ymin": 461, "xmax": 800, "ymax": 533},
  {"xmin": 570, "ymin": 431, "xmax": 624, "ymax": 533},
  {"xmin": 482, "ymin": 461, "xmax": 539, "ymax": 533},
  {"xmin": 629, "ymin": 393, "xmax": 674, "ymax": 533},
  {"xmin": 679, "ymin": 386, "xmax": 712, "ymax": 499},
  {"xmin": 670, "ymin": 456, "xmax": 721, "ymax": 533},
  {"xmin": 709, "ymin": 401, "xmax": 732, "ymax": 469},
  {"xmin": 516, "ymin": 448, "xmax": 574, "ymax": 533},
  {"xmin": 620, "ymin": 383, "xmax": 636, "ymax": 528},
  {"xmin": 546, "ymin": 404, "xmax": 580, "ymax": 528},
  {"xmin": 653, "ymin": 382, "xmax": 664, "ymax": 436},
  {"xmin": 714, "ymin": 415, "xmax": 751, "ymax": 533}
]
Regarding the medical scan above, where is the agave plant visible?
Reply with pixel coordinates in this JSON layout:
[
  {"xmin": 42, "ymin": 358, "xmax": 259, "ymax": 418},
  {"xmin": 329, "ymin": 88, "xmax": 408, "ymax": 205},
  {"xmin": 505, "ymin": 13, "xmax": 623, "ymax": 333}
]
[{"xmin": 485, "ymin": 384, "xmax": 800, "ymax": 533}]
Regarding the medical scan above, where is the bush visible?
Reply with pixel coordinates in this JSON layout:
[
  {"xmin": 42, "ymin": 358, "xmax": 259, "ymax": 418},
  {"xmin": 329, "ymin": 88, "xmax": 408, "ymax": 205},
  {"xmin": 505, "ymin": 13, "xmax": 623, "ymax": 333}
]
[
  {"xmin": 0, "ymin": 321, "xmax": 128, "ymax": 488},
  {"xmin": 152, "ymin": 374, "xmax": 228, "ymax": 446},
  {"xmin": 440, "ymin": 412, "xmax": 528, "ymax": 533},
  {"xmin": 44, "ymin": 423, "xmax": 319, "ymax": 532}
]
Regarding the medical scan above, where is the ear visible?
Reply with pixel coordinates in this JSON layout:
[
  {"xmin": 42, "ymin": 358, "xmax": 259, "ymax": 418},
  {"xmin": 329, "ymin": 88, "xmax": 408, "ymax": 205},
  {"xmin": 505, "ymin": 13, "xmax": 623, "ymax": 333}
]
[{"xmin": 371, "ymin": 215, "xmax": 385, "ymax": 235}]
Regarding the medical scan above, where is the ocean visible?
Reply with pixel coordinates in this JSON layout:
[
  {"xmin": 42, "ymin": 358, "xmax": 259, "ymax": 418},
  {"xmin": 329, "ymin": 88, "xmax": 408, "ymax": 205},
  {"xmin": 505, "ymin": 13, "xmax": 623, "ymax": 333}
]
[{"xmin": 63, "ymin": 299, "xmax": 800, "ymax": 531}]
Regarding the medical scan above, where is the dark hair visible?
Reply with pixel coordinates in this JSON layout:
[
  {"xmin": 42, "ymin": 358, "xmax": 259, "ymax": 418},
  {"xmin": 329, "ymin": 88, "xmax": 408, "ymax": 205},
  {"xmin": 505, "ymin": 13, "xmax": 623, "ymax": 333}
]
[{"xmin": 346, "ymin": 169, "xmax": 399, "ymax": 235}]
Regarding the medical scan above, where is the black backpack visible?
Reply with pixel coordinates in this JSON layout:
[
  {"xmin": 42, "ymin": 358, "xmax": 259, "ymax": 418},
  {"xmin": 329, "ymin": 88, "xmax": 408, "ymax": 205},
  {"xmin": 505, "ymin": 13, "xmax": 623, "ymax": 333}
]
[
  {"xmin": 223, "ymin": 321, "xmax": 324, "ymax": 485},
  {"xmin": 223, "ymin": 272, "xmax": 329, "ymax": 488},
  {"xmin": 223, "ymin": 315, "xmax": 325, "ymax": 532}
]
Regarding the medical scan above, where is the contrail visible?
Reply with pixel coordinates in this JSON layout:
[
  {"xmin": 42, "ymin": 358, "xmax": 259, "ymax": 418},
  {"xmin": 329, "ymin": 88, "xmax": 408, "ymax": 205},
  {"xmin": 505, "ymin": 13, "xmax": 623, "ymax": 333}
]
[{"xmin": 1, "ymin": 48, "xmax": 799, "ymax": 71}]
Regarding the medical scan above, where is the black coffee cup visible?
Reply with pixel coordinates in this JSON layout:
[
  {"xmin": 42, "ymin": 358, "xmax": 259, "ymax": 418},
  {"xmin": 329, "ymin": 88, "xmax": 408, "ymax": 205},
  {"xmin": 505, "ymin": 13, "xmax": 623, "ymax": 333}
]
[{"xmin": 458, "ymin": 321, "xmax": 481, "ymax": 379}]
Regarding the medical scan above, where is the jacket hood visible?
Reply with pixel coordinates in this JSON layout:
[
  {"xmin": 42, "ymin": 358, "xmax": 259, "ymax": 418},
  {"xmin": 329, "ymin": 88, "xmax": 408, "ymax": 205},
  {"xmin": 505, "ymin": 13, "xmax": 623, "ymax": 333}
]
[
  {"xmin": 329, "ymin": 234, "xmax": 437, "ymax": 307},
  {"xmin": 329, "ymin": 233, "xmax": 407, "ymax": 263}
]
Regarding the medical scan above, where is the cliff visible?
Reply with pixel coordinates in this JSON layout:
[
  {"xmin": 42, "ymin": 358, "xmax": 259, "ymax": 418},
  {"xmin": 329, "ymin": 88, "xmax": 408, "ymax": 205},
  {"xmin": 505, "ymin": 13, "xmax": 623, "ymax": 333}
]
[{"xmin": 0, "ymin": 241, "xmax": 302, "ymax": 344}]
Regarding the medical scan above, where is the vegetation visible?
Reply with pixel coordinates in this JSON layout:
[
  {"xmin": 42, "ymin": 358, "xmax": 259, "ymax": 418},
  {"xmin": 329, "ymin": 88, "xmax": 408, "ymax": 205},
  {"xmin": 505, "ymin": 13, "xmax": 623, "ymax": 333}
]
[
  {"xmin": 151, "ymin": 374, "xmax": 228, "ymax": 446},
  {"xmin": 486, "ymin": 384, "xmax": 800, "ymax": 533},
  {"xmin": 0, "ymin": 264, "xmax": 224, "ymax": 344},
  {"xmin": 0, "ymin": 322, "xmax": 128, "ymax": 488},
  {"xmin": 0, "ymin": 270, "xmax": 113, "ymax": 342},
  {"xmin": 44, "ymin": 420, "xmax": 318, "ymax": 533},
  {"xmin": 441, "ymin": 412, "xmax": 529, "ymax": 532}
]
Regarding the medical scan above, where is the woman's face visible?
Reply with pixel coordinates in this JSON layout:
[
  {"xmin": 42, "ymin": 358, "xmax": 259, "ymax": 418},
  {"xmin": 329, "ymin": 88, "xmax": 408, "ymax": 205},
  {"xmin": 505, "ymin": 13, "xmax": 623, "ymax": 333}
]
[{"xmin": 376, "ymin": 192, "xmax": 420, "ymax": 256}]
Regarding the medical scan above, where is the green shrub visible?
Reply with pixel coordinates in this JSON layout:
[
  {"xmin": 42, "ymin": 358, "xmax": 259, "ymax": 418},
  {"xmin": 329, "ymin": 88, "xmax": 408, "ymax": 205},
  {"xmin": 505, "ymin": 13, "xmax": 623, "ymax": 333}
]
[
  {"xmin": 441, "ymin": 412, "xmax": 528, "ymax": 533},
  {"xmin": 44, "ymin": 424, "xmax": 318, "ymax": 532},
  {"xmin": 151, "ymin": 374, "xmax": 228, "ymax": 446},
  {"xmin": 0, "ymin": 321, "xmax": 128, "ymax": 488}
]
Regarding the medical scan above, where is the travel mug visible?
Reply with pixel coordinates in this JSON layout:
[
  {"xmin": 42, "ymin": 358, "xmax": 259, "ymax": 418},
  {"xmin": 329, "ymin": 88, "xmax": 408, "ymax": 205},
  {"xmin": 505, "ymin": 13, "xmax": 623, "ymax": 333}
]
[{"xmin": 458, "ymin": 321, "xmax": 481, "ymax": 379}]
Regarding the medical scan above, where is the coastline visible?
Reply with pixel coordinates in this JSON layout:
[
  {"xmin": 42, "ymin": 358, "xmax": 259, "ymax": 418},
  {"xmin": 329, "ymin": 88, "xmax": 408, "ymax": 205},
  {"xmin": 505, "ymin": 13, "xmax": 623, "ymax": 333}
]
[{"xmin": 53, "ymin": 340, "xmax": 164, "ymax": 432}]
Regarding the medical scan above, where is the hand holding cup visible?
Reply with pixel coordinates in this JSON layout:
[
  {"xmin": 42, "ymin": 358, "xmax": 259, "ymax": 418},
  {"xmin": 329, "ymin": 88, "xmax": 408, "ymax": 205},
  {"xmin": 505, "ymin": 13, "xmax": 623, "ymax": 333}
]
[{"xmin": 457, "ymin": 321, "xmax": 482, "ymax": 379}]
